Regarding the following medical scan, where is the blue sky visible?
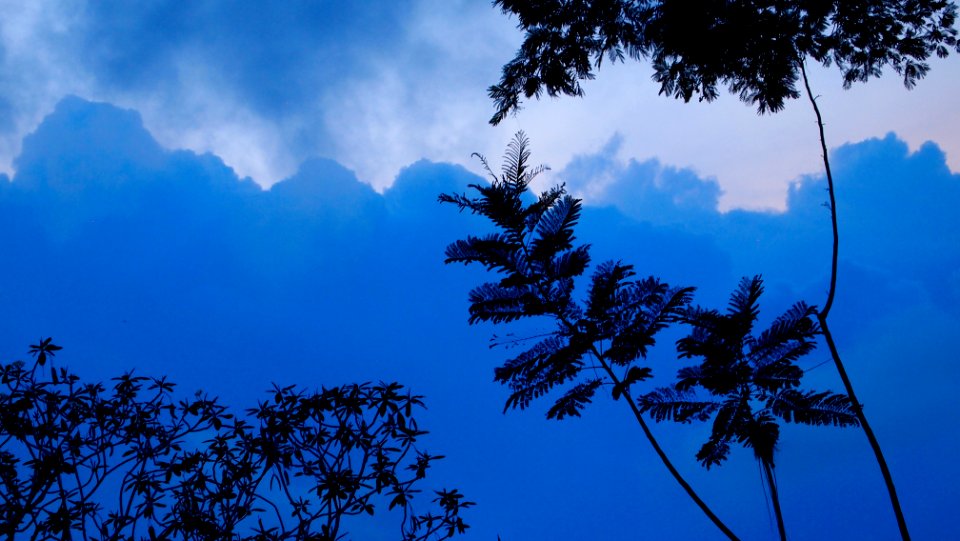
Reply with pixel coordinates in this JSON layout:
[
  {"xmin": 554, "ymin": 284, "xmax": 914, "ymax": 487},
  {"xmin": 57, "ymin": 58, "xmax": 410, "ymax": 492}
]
[{"xmin": 1, "ymin": 2, "xmax": 959, "ymax": 540}]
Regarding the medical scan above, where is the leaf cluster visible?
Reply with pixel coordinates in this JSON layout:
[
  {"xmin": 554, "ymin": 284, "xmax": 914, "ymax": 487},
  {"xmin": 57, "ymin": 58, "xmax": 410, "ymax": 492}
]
[
  {"xmin": 489, "ymin": 0, "xmax": 960, "ymax": 123},
  {"xmin": 0, "ymin": 340, "xmax": 470, "ymax": 541},
  {"xmin": 638, "ymin": 276, "xmax": 859, "ymax": 469},
  {"xmin": 441, "ymin": 133, "xmax": 692, "ymax": 420}
]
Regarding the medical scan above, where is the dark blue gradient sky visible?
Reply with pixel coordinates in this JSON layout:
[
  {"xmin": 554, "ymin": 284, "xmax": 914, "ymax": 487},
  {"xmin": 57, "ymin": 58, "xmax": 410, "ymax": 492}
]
[
  {"xmin": 2, "ymin": 3, "xmax": 960, "ymax": 539},
  {"xmin": 1, "ymin": 96, "xmax": 957, "ymax": 539}
]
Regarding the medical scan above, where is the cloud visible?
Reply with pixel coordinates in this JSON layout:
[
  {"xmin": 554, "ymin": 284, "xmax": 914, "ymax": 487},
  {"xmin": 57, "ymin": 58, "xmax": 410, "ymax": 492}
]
[
  {"xmin": 1, "ymin": 1, "xmax": 957, "ymax": 211},
  {"xmin": 1, "ymin": 97, "xmax": 958, "ymax": 540}
]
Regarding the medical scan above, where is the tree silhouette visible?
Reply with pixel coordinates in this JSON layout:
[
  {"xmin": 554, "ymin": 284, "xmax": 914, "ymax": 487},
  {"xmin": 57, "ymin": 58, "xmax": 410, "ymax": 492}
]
[
  {"xmin": 440, "ymin": 132, "xmax": 740, "ymax": 540},
  {"xmin": 486, "ymin": 3, "xmax": 950, "ymax": 537},
  {"xmin": 0, "ymin": 339, "xmax": 470, "ymax": 541},
  {"xmin": 639, "ymin": 276, "xmax": 859, "ymax": 540},
  {"xmin": 488, "ymin": 0, "xmax": 960, "ymax": 123}
]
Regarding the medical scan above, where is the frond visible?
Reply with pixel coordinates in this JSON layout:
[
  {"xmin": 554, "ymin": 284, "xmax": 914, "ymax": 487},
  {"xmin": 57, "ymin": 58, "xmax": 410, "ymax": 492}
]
[
  {"xmin": 641, "ymin": 281, "xmax": 695, "ymax": 336},
  {"xmin": 675, "ymin": 365, "xmax": 706, "ymax": 391},
  {"xmin": 472, "ymin": 181, "xmax": 529, "ymax": 245},
  {"xmin": 611, "ymin": 366, "xmax": 653, "ymax": 401},
  {"xmin": 737, "ymin": 412, "xmax": 780, "ymax": 466},
  {"xmin": 502, "ymin": 131, "xmax": 546, "ymax": 189},
  {"xmin": 696, "ymin": 439, "xmax": 731, "ymax": 470},
  {"xmin": 529, "ymin": 194, "xmax": 582, "ymax": 259},
  {"xmin": 609, "ymin": 281, "xmax": 694, "ymax": 365},
  {"xmin": 546, "ymin": 379, "xmax": 603, "ymax": 420},
  {"xmin": 771, "ymin": 390, "xmax": 860, "ymax": 428},
  {"xmin": 444, "ymin": 233, "xmax": 522, "ymax": 274},
  {"xmin": 516, "ymin": 185, "xmax": 564, "ymax": 245},
  {"xmin": 637, "ymin": 387, "xmax": 719, "ymax": 424},
  {"xmin": 469, "ymin": 152, "xmax": 499, "ymax": 184},
  {"xmin": 751, "ymin": 358, "xmax": 803, "ymax": 394},
  {"xmin": 437, "ymin": 191, "xmax": 480, "ymax": 213},
  {"xmin": 585, "ymin": 261, "xmax": 635, "ymax": 322},
  {"xmin": 544, "ymin": 245, "xmax": 591, "ymax": 281},
  {"xmin": 749, "ymin": 301, "xmax": 819, "ymax": 367},
  {"xmin": 676, "ymin": 310, "xmax": 743, "ymax": 393},
  {"xmin": 697, "ymin": 397, "xmax": 752, "ymax": 468},
  {"xmin": 495, "ymin": 333, "xmax": 592, "ymax": 413},
  {"xmin": 500, "ymin": 342, "xmax": 589, "ymax": 412},
  {"xmin": 676, "ymin": 307, "xmax": 727, "ymax": 360},
  {"xmin": 494, "ymin": 335, "xmax": 566, "ymax": 384},
  {"xmin": 726, "ymin": 275, "xmax": 763, "ymax": 335},
  {"xmin": 467, "ymin": 283, "xmax": 542, "ymax": 324}
]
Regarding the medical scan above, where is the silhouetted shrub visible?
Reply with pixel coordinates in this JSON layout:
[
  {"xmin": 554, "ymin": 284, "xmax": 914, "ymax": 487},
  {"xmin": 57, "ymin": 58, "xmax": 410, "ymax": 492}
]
[{"xmin": 0, "ymin": 339, "xmax": 470, "ymax": 541}]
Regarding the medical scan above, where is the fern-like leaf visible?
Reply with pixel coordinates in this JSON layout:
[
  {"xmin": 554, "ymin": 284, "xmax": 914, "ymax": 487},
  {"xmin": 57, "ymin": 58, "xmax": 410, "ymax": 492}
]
[
  {"xmin": 444, "ymin": 234, "xmax": 521, "ymax": 273},
  {"xmin": 530, "ymin": 194, "xmax": 582, "ymax": 263},
  {"xmin": 772, "ymin": 390, "xmax": 860, "ymax": 427},
  {"xmin": 638, "ymin": 388, "xmax": 719, "ymax": 424},
  {"xmin": 467, "ymin": 283, "xmax": 541, "ymax": 324},
  {"xmin": 546, "ymin": 379, "xmax": 603, "ymax": 420},
  {"xmin": 726, "ymin": 275, "xmax": 763, "ymax": 337},
  {"xmin": 586, "ymin": 261, "xmax": 635, "ymax": 322}
]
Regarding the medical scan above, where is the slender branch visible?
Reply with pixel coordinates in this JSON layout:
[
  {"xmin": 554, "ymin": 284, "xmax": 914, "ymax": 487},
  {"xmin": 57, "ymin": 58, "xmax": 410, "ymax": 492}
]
[
  {"xmin": 800, "ymin": 62, "xmax": 840, "ymax": 320},
  {"xmin": 818, "ymin": 318, "xmax": 909, "ymax": 540},
  {"xmin": 587, "ymin": 343, "xmax": 740, "ymax": 541},
  {"xmin": 528, "ymin": 231, "xmax": 739, "ymax": 539},
  {"xmin": 800, "ymin": 60, "xmax": 910, "ymax": 541},
  {"xmin": 761, "ymin": 461, "xmax": 786, "ymax": 541}
]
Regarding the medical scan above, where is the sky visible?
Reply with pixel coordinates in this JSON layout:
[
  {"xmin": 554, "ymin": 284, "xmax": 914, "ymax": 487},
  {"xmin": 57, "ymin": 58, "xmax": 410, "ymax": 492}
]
[{"xmin": 0, "ymin": 2, "xmax": 958, "ymax": 540}]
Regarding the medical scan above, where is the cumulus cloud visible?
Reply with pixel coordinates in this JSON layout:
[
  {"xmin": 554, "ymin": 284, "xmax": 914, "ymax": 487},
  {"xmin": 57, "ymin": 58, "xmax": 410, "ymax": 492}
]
[{"xmin": 1, "ymin": 1, "xmax": 957, "ymax": 211}]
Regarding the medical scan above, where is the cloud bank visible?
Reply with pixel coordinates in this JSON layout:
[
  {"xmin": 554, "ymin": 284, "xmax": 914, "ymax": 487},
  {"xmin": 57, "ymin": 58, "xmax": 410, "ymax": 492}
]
[
  {"xmin": 0, "ymin": 1, "xmax": 957, "ymax": 210},
  {"xmin": 1, "ymin": 97, "xmax": 957, "ymax": 539}
]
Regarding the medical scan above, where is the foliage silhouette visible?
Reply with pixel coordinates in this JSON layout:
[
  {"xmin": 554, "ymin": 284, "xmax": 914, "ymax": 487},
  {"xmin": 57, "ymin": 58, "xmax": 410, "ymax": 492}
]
[
  {"xmin": 488, "ymin": 3, "xmax": 938, "ymax": 537},
  {"xmin": 639, "ymin": 276, "xmax": 859, "ymax": 540},
  {"xmin": 440, "ymin": 132, "xmax": 740, "ymax": 540},
  {"xmin": 0, "ymin": 339, "xmax": 471, "ymax": 541},
  {"xmin": 488, "ymin": 0, "xmax": 960, "ymax": 123}
]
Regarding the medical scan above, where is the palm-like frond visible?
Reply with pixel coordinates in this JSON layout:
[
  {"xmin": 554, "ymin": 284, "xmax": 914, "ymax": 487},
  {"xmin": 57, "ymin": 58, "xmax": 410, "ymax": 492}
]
[
  {"xmin": 696, "ymin": 397, "xmax": 753, "ymax": 469},
  {"xmin": 726, "ymin": 275, "xmax": 763, "ymax": 338},
  {"xmin": 585, "ymin": 261, "xmax": 636, "ymax": 322},
  {"xmin": 501, "ymin": 344, "xmax": 588, "ymax": 412},
  {"xmin": 751, "ymin": 358, "xmax": 803, "ymax": 394},
  {"xmin": 544, "ymin": 245, "xmax": 592, "ymax": 281},
  {"xmin": 638, "ymin": 281, "xmax": 696, "ymax": 337},
  {"xmin": 530, "ymin": 194, "xmax": 581, "ymax": 263},
  {"xmin": 771, "ymin": 390, "xmax": 860, "ymax": 428},
  {"xmin": 677, "ymin": 307, "xmax": 740, "ymax": 370},
  {"xmin": 495, "ymin": 334, "xmax": 592, "ymax": 412},
  {"xmin": 675, "ymin": 365, "xmax": 707, "ymax": 391},
  {"xmin": 638, "ymin": 387, "xmax": 719, "ymax": 424},
  {"xmin": 494, "ymin": 335, "xmax": 567, "ymax": 384},
  {"xmin": 467, "ymin": 283, "xmax": 542, "ymax": 324},
  {"xmin": 547, "ymin": 379, "xmax": 603, "ymax": 420},
  {"xmin": 657, "ymin": 276, "xmax": 856, "ymax": 474},
  {"xmin": 501, "ymin": 131, "xmax": 534, "ymax": 189},
  {"xmin": 736, "ymin": 413, "xmax": 780, "ymax": 466},
  {"xmin": 748, "ymin": 301, "xmax": 819, "ymax": 367},
  {"xmin": 444, "ymin": 233, "xmax": 522, "ymax": 274}
]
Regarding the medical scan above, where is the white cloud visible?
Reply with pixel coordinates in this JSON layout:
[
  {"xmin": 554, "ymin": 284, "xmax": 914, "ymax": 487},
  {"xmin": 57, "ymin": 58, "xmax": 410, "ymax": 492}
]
[{"xmin": 0, "ymin": 0, "xmax": 956, "ymax": 211}]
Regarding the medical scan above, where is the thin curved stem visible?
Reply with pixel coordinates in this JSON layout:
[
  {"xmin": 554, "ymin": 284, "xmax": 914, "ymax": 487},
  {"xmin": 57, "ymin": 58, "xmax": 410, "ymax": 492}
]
[
  {"xmin": 527, "ymin": 254, "xmax": 740, "ymax": 538},
  {"xmin": 589, "ymin": 345, "xmax": 740, "ymax": 541},
  {"xmin": 817, "ymin": 317, "xmax": 909, "ymax": 539},
  {"xmin": 761, "ymin": 461, "xmax": 786, "ymax": 541},
  {"xmin": 800, "ymin": 60, "xmax": 910, "ymax": 541}
]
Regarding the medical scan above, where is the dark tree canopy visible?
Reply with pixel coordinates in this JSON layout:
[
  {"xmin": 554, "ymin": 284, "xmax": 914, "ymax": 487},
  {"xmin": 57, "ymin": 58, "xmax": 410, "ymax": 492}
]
[{"xmin": 489, "ymin": 0, "xmax": 960, "ymax": 123}]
